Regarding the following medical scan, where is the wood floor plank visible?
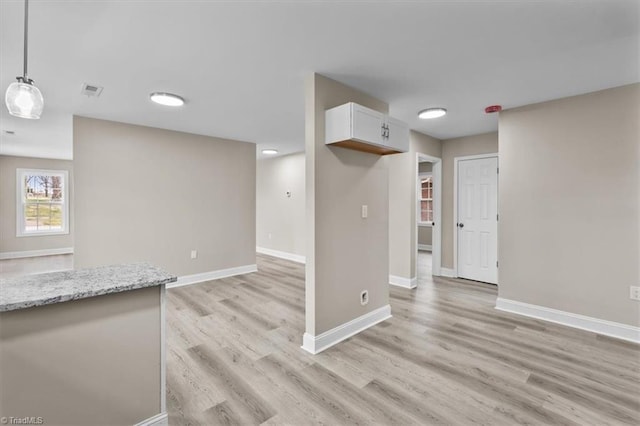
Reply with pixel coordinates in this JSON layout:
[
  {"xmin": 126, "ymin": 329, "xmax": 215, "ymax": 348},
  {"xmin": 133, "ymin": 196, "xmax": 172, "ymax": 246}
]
[
  {"xmin": 301, "ymin": 362, "xmax": 425, "ymax": 425},
  {"xmin": 187, "ymin": 344, "xmax": 277, "ymax": 424},
  {"xmin": 527, "ymin": 373, "xmax": 639, "ymax": 424},
  {"xmin": 257, "ymin": 352, "xmax": 370, "ymax": 425},
  {"xmin": 166, "ymin": 252, "xmax": 640, "ymax": 425},
  {"xmin": 338, "ymin": 338, "xmax": 504, "ymax": 422}
]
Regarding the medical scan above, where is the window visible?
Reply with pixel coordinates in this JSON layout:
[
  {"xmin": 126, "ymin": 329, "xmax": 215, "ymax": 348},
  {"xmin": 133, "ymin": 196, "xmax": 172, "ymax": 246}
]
[
  {"xmin": 17, "ymin": 169, "xmax": 69, "ymax": 236},
  {"xmin": 419, "ymin": 174, "xmax": 433, "ymax": 225}
]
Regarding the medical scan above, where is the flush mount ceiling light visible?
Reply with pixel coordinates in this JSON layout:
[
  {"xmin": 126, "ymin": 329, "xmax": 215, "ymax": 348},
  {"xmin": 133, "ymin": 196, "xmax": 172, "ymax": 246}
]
[
  {"xmin": 262, "ymin": 149, "xmax": 278, "ymax": 155},
  {"xmin": 150, "ymin": 92, "xmax": 185, "ymax": 107},
  {"xmin": 5, "ymin": 0, "xmax": 44, "ymax": 119},
  {"xmin": 418, "ymin": 108, "xmax": 447, "ymax": 119}
]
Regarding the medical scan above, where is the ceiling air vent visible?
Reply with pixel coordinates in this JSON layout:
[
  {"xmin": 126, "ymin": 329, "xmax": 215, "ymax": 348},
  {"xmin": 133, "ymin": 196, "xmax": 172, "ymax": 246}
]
[{"xmin": 81, "ymin": 83, "xmax": 103, "ymax": 97}]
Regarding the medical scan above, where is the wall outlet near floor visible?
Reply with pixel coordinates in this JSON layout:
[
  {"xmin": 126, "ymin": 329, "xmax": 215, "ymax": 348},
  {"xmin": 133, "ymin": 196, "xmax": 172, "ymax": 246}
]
[
  {"xmin": 361, "ymin": 205, "xmax": 368, "ymax": 219},
  {"xmin": 190, "ymin": 250, "xmax": 198, "ymax": 260},
  {"xmin": 630, "ymin": 286, "xmax": 640, "ymax": 301},
  {"xmin": 360, "ymin": 290, "xmax": 369, "ymax": 306},
  {"xmin": 268, "ymin": 233, "xmax": 272, "ymax": 240}
]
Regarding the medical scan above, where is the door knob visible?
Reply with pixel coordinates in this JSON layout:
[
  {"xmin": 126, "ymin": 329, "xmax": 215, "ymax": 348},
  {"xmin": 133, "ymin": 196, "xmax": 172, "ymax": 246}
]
[{"xmin": 457, "ymin": 223, "xmax": 464, "ymax": 228}]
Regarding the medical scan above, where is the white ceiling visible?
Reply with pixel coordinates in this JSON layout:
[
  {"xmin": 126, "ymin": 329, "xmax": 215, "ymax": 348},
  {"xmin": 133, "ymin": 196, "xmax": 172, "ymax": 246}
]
[{"xmin": 1, "ymin": 0, "xmax": 638, "ymax": 160}]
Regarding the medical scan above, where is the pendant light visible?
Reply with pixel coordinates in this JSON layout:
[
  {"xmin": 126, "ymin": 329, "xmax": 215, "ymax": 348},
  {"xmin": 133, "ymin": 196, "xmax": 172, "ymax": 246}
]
[{"xmin": 5, "ymin": 0, "xmax": 44, "ymax": 119}]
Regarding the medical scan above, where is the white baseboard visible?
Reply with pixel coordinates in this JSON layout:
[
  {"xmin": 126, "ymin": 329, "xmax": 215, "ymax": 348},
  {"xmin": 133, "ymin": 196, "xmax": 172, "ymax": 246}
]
[
  {"xmin": 168, "ymin": 264, "xmax": 257, "ymax": 289},
  {"xmin": 418, "ymin": 244, "xmax": 432, "ymax": 251},
  {"xmin": 439, "ymin": 267, "xmax": 455, "ymax": 278},
  {"xmin": 496, "ymin": 298, "xmax": 640, "ymax": 344},
  {"xmin": 0, "ymin": 247, "xmax": 74, "ymax": 260},
  {"xmin": 301, "ymin": 304, "xmax": 392, "ymax": 354},
  {"xmin": 135, "ymin": 412, "xmax": 168, "ymax": 426},
  {"xmin": 389, "ymin": 275, "xmax": 417, "ymax": 289},
  {"xmin": 256, "ymin": 246, "xmax": 306, "ymax": 264}
]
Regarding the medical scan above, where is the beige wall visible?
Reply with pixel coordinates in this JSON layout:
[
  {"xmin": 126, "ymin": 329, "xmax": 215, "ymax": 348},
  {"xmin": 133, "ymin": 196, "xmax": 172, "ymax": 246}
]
[
  {"xmin": 418, "ymin": 226, "xmax": 432, "ymax": 246},
  {"xmin": 0, "ymin": 286, "xmax": 162, "ymax": 425},
  {"xmin": 0, "ymin": 155, "xmax": 73, "ymax": 254},
  {"xmin": 256, "ymin": 152, "xmax": 305, "ymax": 256},
  {"xmin": 73, "ymin": 117, "xmax": 256, "ymax": 277},
  {"xmin": 306, "ymin": 74, "xmax": 390, "ymax": 335},
  {"xmin": 441, "ymin": 132, "xmax": 498, "ymax": 269},
  {"xmin": 499, "ymin": 84, "xmax": 639, "ymax": 327},
  {"xmin": 389, "ymin": 130, "xmax": 441, "ymax": 279},
  {"xmin": 418, "ymin": 162, "xmax": 433, "ymax": 173}
]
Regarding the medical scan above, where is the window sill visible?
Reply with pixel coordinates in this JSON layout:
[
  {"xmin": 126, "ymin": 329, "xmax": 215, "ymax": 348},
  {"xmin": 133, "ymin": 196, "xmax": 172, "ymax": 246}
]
[
  {"xmin": 17, "ymin": 230, "xmax": 70, "ymax": 238},
  {"xmin": 418, "ymin": 222, "xmax": 433, "ymax": 227}
]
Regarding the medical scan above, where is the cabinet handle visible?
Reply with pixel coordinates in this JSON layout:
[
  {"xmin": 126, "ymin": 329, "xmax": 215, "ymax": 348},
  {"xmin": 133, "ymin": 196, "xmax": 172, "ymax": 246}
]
[{"xmin": 381, "ymin": 124, "xmax": 386, "ymax": 138}]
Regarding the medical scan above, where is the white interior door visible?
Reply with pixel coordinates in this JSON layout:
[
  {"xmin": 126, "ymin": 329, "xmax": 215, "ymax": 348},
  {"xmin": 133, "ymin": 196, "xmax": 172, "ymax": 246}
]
[{"xmin": 457, "ymin": 157, "xmax": 498, "ymax": 284}]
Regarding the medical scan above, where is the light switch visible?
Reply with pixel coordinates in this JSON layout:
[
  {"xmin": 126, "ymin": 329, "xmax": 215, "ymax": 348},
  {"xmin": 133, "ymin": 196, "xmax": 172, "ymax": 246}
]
[{"xmin": 362, "ymin": 205, "xmax": 368, "ymax": 218}]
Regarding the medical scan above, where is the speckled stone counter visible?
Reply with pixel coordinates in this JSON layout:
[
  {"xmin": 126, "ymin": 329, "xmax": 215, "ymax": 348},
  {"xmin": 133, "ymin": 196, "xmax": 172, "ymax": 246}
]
[
  {"xmin": 0, "ymin": 262, "xmax": 176, "ymax": 312},
  {"xmin": 0, "ymin": 262, "xmax": 175, "ymax": 425}
]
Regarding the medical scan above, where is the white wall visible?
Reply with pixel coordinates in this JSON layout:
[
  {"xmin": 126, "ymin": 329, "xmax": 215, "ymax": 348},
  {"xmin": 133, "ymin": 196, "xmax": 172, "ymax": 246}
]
[{"xmin": 256, "ymin": 152, "xmax": 305, "ymax": 257}]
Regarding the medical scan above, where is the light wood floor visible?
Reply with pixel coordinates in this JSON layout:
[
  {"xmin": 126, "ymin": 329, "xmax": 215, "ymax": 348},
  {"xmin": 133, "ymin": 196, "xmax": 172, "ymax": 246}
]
[
  {"xmin": 167, "ymin": 253, "xmax": 640, "ymax": 425},
  {"xmin": 0, "ymin": 254, "xmax": 73, "ymax": 279}
]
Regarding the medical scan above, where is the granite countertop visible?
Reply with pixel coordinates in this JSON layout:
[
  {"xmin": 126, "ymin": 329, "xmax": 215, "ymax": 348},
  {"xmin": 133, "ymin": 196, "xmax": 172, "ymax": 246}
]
[{"xmin": 0, "ymin": 263, "xmax": 177, "ymax": 313}]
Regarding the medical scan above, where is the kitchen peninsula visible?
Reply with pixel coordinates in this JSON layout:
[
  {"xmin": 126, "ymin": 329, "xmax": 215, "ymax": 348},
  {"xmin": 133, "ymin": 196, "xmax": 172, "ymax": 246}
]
[{"xmin": 0, "ymin": 263, "xmax": 176, "ymax": 426}]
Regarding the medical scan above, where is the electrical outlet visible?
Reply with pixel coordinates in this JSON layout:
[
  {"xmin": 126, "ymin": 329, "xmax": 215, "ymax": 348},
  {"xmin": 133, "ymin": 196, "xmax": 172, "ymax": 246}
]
[
  {"xmin": 360, "ymin": 290, "xmax": 369, "ymax": 306},
  {"xmin": 361, "ymin": 205, "xmax": 368, "ymax": 219},
  {"xmin": 630, "ymin": 286, "xmax": 640, "ymax": 301},
  {"xmin": 268, "ymin": 233, "xmax": 272, "ymax": 240},
  {"xmin": 190, "ymin": 250, "xmax": 198, "ymax": 259}
]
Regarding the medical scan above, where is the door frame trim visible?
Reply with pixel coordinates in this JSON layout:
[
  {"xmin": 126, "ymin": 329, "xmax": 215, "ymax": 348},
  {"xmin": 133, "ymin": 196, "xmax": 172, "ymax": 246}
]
[
  {"xmin": 415, "ymin": 153, "xmax": 442, "ymax": 278},
  {"xmin": 453, "ymin": 153, "xmax": 499, "ymax": 279}
]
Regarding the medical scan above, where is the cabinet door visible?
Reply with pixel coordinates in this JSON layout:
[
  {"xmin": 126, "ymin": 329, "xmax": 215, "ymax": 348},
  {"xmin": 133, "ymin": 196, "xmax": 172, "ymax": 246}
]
[
  {"xmin": 352, "ymin": 104, "xmax": 385, "ymax": 146},
  {"xmin": 385, "ymin": 116, "xmax": 409, "ymax": 152}
]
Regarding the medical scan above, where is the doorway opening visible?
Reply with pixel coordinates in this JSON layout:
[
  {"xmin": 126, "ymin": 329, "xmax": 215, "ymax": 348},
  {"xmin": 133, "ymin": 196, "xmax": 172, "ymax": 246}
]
[{"xmin": 416, "ymin": 154, "xmax": 441, "ymax": 284}]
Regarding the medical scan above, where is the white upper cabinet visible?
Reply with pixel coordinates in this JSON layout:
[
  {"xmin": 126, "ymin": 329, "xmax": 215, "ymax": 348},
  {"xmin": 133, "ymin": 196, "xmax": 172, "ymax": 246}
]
[
  {"xmin": 352, "ymin": 104, "xmax": 385, "ymax": 146},
  {"xmin": 325, "ymin": 102, "xmax": 409, "ymax": 155},
  {"xmin": 385, "ymin": 116, "xmax": 410, "ymax": 153}
]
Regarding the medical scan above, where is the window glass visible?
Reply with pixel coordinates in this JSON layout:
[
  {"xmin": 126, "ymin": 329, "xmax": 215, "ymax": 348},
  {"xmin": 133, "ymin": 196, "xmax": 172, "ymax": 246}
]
[{"xmin": 18, "ymin": 169, "xmax": 68, "ymax": 236}]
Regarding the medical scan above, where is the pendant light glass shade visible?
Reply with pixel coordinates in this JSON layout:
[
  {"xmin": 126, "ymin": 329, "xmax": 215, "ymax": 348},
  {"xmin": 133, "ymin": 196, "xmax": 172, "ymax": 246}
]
[
  {"xmin": 5, "ymin": 79, "xmax": 43, "ymax": 119},
  {"xmin": 5, "ymin": 0, "xmax": 43, "ymax": 119}
]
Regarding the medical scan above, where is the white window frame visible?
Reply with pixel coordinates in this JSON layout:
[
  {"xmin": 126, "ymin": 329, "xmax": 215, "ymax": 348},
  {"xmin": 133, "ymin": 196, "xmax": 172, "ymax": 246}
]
[
  {"xmin": 418, "ymin": 172, "xmax": 433, "ymax": 227},
  {"xmin": 16, "ymin": 168, "xmax": 69, "ymax": 237}
]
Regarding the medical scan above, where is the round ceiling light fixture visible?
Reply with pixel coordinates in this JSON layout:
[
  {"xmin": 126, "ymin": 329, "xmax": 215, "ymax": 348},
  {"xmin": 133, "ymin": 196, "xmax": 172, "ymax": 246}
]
[
  {"xmin": 262, "ymin": 149, "xmax": 278, "ymax": 155},
  {"xmin": 150, "ymin": 92, "xmax": 185, "ymax": 107},
  {"xmin": 418, "ymin": 108, "xmax": 447, "ymax": 119}
]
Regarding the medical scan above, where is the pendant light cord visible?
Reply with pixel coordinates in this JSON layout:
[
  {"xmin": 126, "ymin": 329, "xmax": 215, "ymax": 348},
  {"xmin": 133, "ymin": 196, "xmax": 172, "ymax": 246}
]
[{"xmin": 23, "ymin": 0, "xmax": 29, "ymax": 80}]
